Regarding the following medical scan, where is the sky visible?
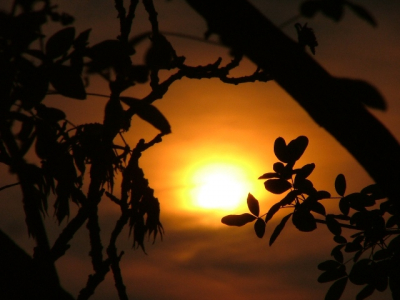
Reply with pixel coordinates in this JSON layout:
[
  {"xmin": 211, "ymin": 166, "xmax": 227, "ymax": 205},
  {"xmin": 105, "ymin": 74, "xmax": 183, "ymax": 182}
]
[{"xmin": 1, "ymin": 0, "xmax": 400, "ymax": 299}]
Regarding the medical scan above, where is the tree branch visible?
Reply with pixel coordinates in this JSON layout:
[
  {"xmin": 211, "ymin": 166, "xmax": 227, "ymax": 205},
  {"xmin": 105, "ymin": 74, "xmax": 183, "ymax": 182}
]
[{"xmin": 185, "ymin": 0, "xmax": 400, "ymax": 203}]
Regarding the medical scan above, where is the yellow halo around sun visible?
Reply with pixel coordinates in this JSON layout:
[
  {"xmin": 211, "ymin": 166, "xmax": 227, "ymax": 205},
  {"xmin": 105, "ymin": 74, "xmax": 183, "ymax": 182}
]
[{"xmin": 183, "ymin": 161, "xmax": 256, "ymax": 212}]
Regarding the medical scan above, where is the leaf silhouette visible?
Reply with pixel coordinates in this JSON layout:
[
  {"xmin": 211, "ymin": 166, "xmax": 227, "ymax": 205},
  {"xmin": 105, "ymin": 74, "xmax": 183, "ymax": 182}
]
[
  {"xmin": 309, "ymin": 201, "xmax": 326, "ymax": 216},
  {"xmin": 221, "ymin": 213, "xmax": 256, "ymax": 226},
  {"xmin": 339, "ymin": 197, "xmax": 350, "ymax": 215},
  {"xmin": 293, "ymin": 177, "xmax": 315, "ymax": 195},
  {"xmin": 331, "ymin": 245, "xmax": 344, "ymax": 263},
  {"xmin": 345, "ymin": 2, "xmax": 377, "ymax": 27},
  {"xmin": 269, "ymin": 213, "xmax": 292, "ymax": 246},
  {"xmin": 316, "ymin": 190, "xmax": 331, "ymax": 200},
  {"xmin": 345, "ymin": 242, "xmax": 362, "ymax": 253},
  {"xmin": 145, "ymin": 34, "xmax": 176, "ymax": 69},
  {"xmin": 318, "ymin": 266, "xmax": 346, "ymax": 283},
  {"xmin": 73, "ymin": 28, "xmax": 91, "ymax": 50},
  {"xmin": 120, "ymin": 97, "xmax": 171, "ymax": 134},
  {"xmin": 254, "ymin": 218, "xmax": 266, "ymax": 238},
  {"xmin": 136, "ymin": 104, "xmax": 171, "ymax": 134},
  {"xmin": 274, "ymin": 137, "xmax": 289, "ymax": 163},
  {"xmin": 49, "ymin": 64, "xmax": 86, "ymax": 99},
  {"xmin": 373, "ymin": 249, "xmax": 390, "ymax": 261},
  {"xmin": 265, "ymin": 202, "xmax": 281, "ymax": 222},
  {"xmin": 387, "ymin": 235, "xmax": 400, "ymax": 253},
  {"xmin": 301, "ymin": 0, "xmax": 347, "ymax": 22},
  {"xmin": 360, "ymin": 184, "xmax": 386, "ymax": 200},
  {"xmin": 349, "ymin": 259, "xmax": 370, "ymax": 285},
  {"xmin": 300, "ymin": 0, "xmax": 321, "ymax": 18},
  {"xmin": 247, "ymin": 193, "xmax": 260, "ymax": 216},
  {"xmin": 345, "ymin": 192, "xmax": 374, "ymax": 211},
  {"xmin": 326, "ymin": 214, "xmax": 342, "ymax": 236},
  {"xmin": 36, "ymin": 104, "xmax": 66, "ymax": 123},
  {"xmin": 273, "ymin": 162, "xmax": 285, "ymax": 173},
  {"xmin": 356, "ymin": 284, "xmax": 375, "ymax": 300},
  {"xmin": 46, "ymin": 27, "xmax": 75, "ymax": 59},
  {"xmin": 325, "ymin": 277, "xmax": 348, "ymax": 300},
  {"xmin": 333, "ymin": 235, "xmax": 347, "ymax": 244},
  {"xmin": 264, "ymin": 178, "xmax": 291, "ymax": 194},
  {"xmin": 17, "ymin": 60, "xmax": 48, "ymax": 109},
  {"xmin": 318, "ymin": 260, "xmax": 341, "ymax": 271},
  {"xmin": 336, "ymin": 78, "xmax": 385, "ymax": 110},
  {"xmin": 292, "ymin": 209, "xmax": 316, "ymax": 232},
  {"xmin": 286, "ymin": 136, "xmax": 308, "ymax": 163},
  {"xmin": 295, "ymin": 163, "xmax": 315, "ymax": 179},
  {"xmin": 320, "ymin": 1, "xmax": 344, "ymax": 21},
  {"xmin": 258, "ymin": 172, "xmax": 279, "ymax": 179},
  {"xmin": 87, "ymin": 39, "xmax": 133, "ymax": 73},
  {"xmin": 280, "ymin": 190, "xmax": 301, "ymax": 206}
]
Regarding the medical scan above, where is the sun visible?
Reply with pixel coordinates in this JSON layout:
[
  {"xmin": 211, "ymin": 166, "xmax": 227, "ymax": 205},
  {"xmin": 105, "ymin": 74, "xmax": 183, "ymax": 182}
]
[{"xmin": 187, "ymin": 162, "xmax": 252, "ymax": 211}]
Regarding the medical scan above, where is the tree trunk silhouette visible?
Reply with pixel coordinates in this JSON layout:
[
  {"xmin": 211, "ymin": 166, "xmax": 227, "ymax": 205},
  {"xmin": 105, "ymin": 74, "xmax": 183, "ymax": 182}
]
[
  {"xmin": 185, "ymin": 0, "xmax": 400, "ymax": 201},
  {"xmin": 0, "ymin": 230, "xmax": 74, "ymax": 300}
]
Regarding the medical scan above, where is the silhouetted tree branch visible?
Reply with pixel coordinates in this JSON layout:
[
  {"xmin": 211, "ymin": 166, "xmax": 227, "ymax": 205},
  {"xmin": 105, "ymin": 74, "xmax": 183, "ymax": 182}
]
[{"xmin": 185, "ymin": 0, "xmax": 400, "ymax": 203}]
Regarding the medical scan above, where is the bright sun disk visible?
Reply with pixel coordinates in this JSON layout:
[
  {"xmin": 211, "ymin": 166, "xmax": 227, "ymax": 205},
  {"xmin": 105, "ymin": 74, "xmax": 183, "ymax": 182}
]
[{"xmin": 189, "ymin": 163, "xmax": 251, "ymax": 211}]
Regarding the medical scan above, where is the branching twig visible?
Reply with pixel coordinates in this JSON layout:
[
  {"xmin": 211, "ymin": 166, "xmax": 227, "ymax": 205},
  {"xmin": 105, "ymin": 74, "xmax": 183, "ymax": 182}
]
[{"xmin": 129, "ymin": 58, "xmax": 271, "ymax": 112}]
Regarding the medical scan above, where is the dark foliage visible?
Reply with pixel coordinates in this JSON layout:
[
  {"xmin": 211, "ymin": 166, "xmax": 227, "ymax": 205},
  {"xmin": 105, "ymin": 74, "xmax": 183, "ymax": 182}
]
[
  {"xmin": 0, "ymin": 0, "xmax": 270, "ymax": 298},
  {"xmin": 222, "ymin": 136, "xmax": 400, "ymax": 299},
  {"xmin": 0, "ymin": 0, "xmax": 397, "ymax": 299}
]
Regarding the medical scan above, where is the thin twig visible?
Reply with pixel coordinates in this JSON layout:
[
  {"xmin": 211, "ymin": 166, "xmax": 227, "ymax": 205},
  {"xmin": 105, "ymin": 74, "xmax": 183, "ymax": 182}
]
[{"xmin": 0, "ymin": 182, "xmax": 20, "ymax": 192}]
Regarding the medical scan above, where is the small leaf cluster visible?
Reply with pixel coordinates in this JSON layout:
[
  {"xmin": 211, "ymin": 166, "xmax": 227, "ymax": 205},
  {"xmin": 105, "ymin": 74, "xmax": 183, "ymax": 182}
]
[
  {"xmin": 223, "ymin": 136, "xmax": 329, "ymax": 240},
  {"xmin": 222, "ymin": 136, "xmax": 400, "ymax": 300},
  {"xmin": 318, "ymin": 176, "xmax": 400, "ymax": 300}
]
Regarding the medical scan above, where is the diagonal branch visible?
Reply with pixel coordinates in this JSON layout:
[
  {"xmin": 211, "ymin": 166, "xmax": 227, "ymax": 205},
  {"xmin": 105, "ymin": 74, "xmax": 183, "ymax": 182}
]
[{"xmin": 185, "ymin": 0, "xmax": 400, "ymax": 202}]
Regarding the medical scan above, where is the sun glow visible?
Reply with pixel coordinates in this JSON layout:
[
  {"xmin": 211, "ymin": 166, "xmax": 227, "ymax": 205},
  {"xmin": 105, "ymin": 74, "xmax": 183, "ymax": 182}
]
[{"xmin": 186, "ymin": 162, "xmax": 253, "ymax": 211}]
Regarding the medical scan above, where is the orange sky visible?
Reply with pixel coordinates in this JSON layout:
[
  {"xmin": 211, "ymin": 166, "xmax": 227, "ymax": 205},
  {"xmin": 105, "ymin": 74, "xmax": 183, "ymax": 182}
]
[{"xmin": 1, "ymin": 0, "xmax": 399, "ymax": 299}]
